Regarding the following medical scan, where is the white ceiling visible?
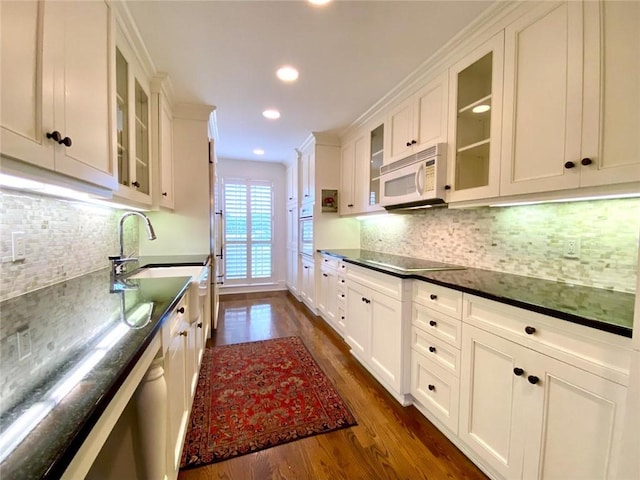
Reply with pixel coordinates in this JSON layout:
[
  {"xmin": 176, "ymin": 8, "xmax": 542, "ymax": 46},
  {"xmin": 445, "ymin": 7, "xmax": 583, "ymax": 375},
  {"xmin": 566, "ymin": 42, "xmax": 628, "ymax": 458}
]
[{"xmin": 126, "ymin": 0, "xmax": 494, "ymax": 164}]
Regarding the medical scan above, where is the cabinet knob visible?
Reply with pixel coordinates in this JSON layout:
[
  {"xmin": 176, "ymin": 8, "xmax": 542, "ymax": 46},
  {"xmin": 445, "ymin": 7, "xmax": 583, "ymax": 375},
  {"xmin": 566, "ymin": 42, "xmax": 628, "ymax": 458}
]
[
  {"xmin": 341, "ymin": 316, "xmax": 345, "ymax": 320},
  {"xmin": 581, "ymin": 157, "xmax": 593, "ymax": 166},
  {"xmin": 197, "ymin": 322, "xmax": 203, "ymax": 328},
  {"xmin": 429, "ymin": 294, "xmax": 437, "ymax": 300},
  {"xmin": 411, "ymin": 140, "xmax": 417, "ymax": 145},
  {"xmin": 288, "ymin": 197, "xmax": 293, "ymax": 200},
  {"xmin": 60, "ymin": 136, "xmax": 72, "ymax": 147},
  {"xmin": 347, "ymin": 204, "xmax": 354, "ymax": 207},
  {"xmin": 177, "ymin": 307, "xmax": 185, "ymax": 314},
  {"xmin": 132, "ymin": 181, "xmax": 141, "ymax": 188},
  {"xmin": 444, "ymin": 185, "xmax": 451, "ymax": 190},
  {"xmin": 341, "ymin": 294, "xmax": 345, "ymax": 298},
  {"xmin": 428, "ymin": 384, "xmax": 435, "ymax": 391},
  {"xmin": 304, "ymin": 194, "xmax": 309, "ymax": 197},
  {"xmin": 179, "ymin": 331, "xmax": 187, "ymax": 337},
  {"xmin": 322, "ymin": 273, "xmax": 328, "ymax": 277},
  {"xmin": 528, "ymin": 375, "xmax": 540, "ymax": 385},
  {"xmin": 513, "ymin": 367, "xmax": 524, "ymax": 376},
  {"xmin": 524, "ymin": 326, "xmax": 536, "ymax": 335},
  {"xmin": 46, "ymin": 131, "xmax": 62, "ymax": 143},
  {"xmin": 564, "ymin": 161, "xmax": 576, "ymax": 169},
  {"xmin": 406, "ymin": 141, "xmax": 412, "ymax": 147},
  {"xmin": 162, "ymin": 192, "xmax": 168, "ymax": 196},
  {"xmin": 428, "ymin": 346, "xmax": 436, "ymax": 353},
  {"xmin": 429, "ymin": 320, "xmax": 437, "ymax": 327}
]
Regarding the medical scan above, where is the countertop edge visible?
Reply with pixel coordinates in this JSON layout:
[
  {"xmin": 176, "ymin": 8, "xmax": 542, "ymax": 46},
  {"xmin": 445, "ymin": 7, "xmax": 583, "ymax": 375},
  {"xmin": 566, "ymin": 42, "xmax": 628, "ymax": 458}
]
[{"xmin": 321, "ymin": 250, "xmax": 633, "ymax": 339}]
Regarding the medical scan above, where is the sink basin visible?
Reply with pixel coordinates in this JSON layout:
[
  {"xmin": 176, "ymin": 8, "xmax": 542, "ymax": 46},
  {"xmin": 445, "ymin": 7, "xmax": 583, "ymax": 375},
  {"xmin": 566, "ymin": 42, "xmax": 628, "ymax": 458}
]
[
  {"xmin": 128, "ymin": 266, "xmax": 208, "ymax": 322},
  {"xmin": 128, "ymin": 266, "xmax": 206, "ymax": 280}
]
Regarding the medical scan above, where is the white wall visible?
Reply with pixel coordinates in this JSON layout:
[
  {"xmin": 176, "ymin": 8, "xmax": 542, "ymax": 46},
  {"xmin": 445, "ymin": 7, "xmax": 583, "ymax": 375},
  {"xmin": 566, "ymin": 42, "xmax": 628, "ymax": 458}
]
[
  {"xmin": 140, "ymin": 107, "xmax": 213, "ymax": 257},
  {"xmin": 217, "ymin": 158, "xmax": 287, "ymax": 293}
]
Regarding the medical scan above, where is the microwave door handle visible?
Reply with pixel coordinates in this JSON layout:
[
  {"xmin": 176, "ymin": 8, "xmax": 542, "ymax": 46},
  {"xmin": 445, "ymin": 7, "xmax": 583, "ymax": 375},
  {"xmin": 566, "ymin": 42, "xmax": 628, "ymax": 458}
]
[{"xmin": 415, "ymin": 164, "xmax": 425, "ymax": 195}]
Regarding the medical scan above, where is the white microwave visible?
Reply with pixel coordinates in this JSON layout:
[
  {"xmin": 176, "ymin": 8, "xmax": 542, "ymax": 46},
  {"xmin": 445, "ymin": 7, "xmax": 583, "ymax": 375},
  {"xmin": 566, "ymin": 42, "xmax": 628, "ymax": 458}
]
[{"xmin": 380, "ymin": 143, "xmax": 447, "ymax": 210}]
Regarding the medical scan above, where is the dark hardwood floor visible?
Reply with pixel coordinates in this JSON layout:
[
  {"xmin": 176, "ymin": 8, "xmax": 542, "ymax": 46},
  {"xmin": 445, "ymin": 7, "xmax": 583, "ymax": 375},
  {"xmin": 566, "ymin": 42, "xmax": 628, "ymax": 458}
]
[{"xmin": 178, "ymin": 291, "xmax": 488, "ymax": 480}]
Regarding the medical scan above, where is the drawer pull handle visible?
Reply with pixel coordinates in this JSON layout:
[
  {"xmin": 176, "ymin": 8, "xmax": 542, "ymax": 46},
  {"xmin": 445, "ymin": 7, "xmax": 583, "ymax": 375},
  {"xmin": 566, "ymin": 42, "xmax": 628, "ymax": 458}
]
[
  {"xmin": 177, "ymin": 307, "xmax": 185, "ymax": 314},
  {"xmin": 322, "ymin": 273, "xmax": 328, "ymax": 277},
  {"xmin": 513, "ymin": 367, "xmax": 524, "ymax": 376},
  {"xmin": 428, "ymin": 346, "xmax": 436, "ymax": 353},
  {"xmin": 428, "ymin": 384, "xmax": 435, "ymax": 391},
  {"xmin": 528, "ymin": 375, "xmax": 540, "ymax": 385},
  {"xmin": 429, "ymin": 294, "xmax": 437, "ymax": 300},
  {"xmin": 429, "ymin": 320, "xmax": 437, "ymax": 327},
  {"xmin": 525, "ymin": 326, "xmax": 536, "ymax": 335}
]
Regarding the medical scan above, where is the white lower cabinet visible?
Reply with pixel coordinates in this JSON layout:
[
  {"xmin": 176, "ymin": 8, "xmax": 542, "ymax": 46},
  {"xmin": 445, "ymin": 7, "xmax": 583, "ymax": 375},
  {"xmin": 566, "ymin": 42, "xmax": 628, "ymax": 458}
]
[
  {"xmin": 410, "ymin": 282, "xmax": 463, "ymax": 434},
  {"xmin": 460, "ymin": 321, "xmax": 628, "ymax": 480},
  {"xmin": 345, "ymin": 265, "xmax": 411, "ymax": 403},
  {"xmin": 299, "ymin": 255, "xmax": 316, "ymax": 312},
  {"xmin": 318, "ymin": 256, "xmax": 339, "ymax": 333}
]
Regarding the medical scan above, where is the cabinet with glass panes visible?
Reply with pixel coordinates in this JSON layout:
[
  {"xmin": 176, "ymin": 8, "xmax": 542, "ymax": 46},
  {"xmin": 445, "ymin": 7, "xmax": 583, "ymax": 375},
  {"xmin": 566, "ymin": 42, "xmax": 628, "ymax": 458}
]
[
  {"xmin": 447, "ymin": 32, "xmax": 504, "ymax": 203},
  {"xmin": 114, "ymin": 27, "xmax": 152, "ymax": 206}
]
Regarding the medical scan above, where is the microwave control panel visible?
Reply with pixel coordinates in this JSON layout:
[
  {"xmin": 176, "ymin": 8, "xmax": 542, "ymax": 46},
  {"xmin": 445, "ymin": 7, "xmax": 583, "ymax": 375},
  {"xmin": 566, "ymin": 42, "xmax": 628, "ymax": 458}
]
[{"xmin": 423, "ymin": 159, "xmax": 436, "ymax": 192}]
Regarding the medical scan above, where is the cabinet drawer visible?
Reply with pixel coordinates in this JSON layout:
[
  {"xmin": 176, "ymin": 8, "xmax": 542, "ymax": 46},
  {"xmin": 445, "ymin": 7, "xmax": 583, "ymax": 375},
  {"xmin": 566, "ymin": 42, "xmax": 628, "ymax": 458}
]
[
  {"xmin": 320, "ymin": 255, "xmax": 339, "ymax": 270},
  {"xmin": 413, "ymin": 303, "xmax": 462, "ymax": 348},
  {"xmin": 338, "ymin": 261, "xmax": 348, "ymax": 275},
  {"xmin": 347, "ymin": 263, "xmax": 404, "ymax": 299},
  {"xmin": 411, "ymin": 350, "xmax": 460, "ymax": 434},
  {"xmin": 413, "ymin": 281, "xmax": 463, "ymax": 319},
  {"xmin": 463, "ymin": 294, "xmax": 632, "ymax": 385},
  {"xmin": 412, "ymin": 327, "xmax": 461, "ymax": 377}
]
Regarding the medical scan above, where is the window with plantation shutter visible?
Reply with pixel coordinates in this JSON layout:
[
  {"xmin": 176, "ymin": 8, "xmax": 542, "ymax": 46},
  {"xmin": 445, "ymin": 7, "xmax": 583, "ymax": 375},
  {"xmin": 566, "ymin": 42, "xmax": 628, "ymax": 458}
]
[{"xmin": 223, "ymin": 178, "xmax": 273, "ymax": 283}]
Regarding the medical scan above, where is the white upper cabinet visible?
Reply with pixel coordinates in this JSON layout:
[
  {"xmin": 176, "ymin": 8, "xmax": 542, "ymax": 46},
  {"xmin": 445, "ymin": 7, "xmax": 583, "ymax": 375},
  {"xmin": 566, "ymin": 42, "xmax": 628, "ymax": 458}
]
[
  {"xmin": 446, "ymin": 32, "xmax": 504, "ymax": 203},
  {"xmin": 386, "ymin": 72, "xmax": 449, "ymax": 165},
  {"xmin": 339, "ymin": 133, "xmax": 367, "ymax": 215},
  {"xmin": 151, "ymin": 75, "xmax": 174, "ymax": 210},
  {"xmin": 114, "ymin": 24, "xmax": 153, "ymax": 206},
  {"xmin": 580, "ymin": 0, "xmax": 640, "ymax": 188},
  {"xmin": 286, "ymin": 158, "xmax": 298, "ymax": 205},
  {"xmin": 1, "ymin": 0, "xmax": 117, "ymax": 190},
  {"xmin": 300, "ymin": 144, "xmax": 315, "ymax": 205},
  {"xmin": 501, "ymin": 0, "xmax": 640, "ymax": 196}
]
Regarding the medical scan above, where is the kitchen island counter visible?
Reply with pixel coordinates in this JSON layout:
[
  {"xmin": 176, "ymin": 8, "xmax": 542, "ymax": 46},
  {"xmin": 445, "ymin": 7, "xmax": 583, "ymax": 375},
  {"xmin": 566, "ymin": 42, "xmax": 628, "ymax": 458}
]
[
  {"xmin": 0, "ymin": 257, "xmax": 205, "ymax": 479},
  {"xmin": 320, "ymin": 249, "xmax": 634, "ymax": 338}
]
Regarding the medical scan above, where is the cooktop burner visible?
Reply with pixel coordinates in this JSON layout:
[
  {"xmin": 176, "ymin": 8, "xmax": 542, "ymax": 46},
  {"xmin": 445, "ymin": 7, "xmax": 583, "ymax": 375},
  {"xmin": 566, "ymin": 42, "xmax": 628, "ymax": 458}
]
[{"xmin": 356, "ymin": 256, "xmax": 466, "ymax": 272}]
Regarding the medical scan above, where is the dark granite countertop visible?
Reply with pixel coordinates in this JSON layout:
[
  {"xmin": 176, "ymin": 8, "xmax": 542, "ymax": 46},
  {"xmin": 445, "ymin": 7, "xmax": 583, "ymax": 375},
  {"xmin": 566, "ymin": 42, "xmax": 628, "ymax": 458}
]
[
  {"xmin": 0, "ymin": 263, "xmax": 196, "ymax": 479},
  {"xmin": 319, "ymin": 249, "xmax": 634, "ymax": 338}
]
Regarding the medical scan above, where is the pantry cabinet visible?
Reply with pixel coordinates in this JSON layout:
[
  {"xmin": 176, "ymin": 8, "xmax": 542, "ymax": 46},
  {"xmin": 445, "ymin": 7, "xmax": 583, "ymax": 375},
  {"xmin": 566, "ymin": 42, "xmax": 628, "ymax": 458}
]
[
  {"xmin": 386, "ymin": 72, "xmax": 449, "ymax": 165},
  {"xmin": 299, "ymin": 255, "xmax": 316, "ymax": 312},
  {"xmin": 0, "ymin": 0, "xmax": 117, "ymax": 190},
  {"xmin": 446, "ymin": 32, "xmax": 504, "ymax": 203},
  {"xmin": 501, "ymin": 1, "xmax": 640, "ymax": 197}
]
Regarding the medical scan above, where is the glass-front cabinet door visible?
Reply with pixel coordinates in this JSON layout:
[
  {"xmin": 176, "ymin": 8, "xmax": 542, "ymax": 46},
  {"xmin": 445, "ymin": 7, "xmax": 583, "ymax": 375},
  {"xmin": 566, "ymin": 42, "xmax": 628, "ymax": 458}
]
[
  {"xmin": 447, "ymin": 32, "xmax": 504, "ymax": 203},
  {"xmin": 367, "ymin": 123, "xmax": 384, "ymax": 210},
  {"xmin": 114, "ymin": 32, "xmax": 152, "ymax": 205}
]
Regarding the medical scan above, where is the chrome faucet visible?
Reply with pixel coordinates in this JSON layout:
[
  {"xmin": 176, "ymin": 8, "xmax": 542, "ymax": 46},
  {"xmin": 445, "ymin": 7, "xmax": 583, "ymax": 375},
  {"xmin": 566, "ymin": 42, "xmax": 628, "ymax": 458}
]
[{"xmin": 110, "ymin": 212, "xmax": 157, "ymax": 276}]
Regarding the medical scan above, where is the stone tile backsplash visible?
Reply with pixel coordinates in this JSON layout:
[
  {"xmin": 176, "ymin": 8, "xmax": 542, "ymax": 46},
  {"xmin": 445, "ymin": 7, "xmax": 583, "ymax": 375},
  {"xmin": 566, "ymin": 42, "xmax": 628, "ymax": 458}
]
[
  {"xmin": 0, "ymin": 189, "xmax": 139, "ymax": 301},
  {"xmin": 361, "ymin": 198, "xmax": 640, "ymax": 293}
]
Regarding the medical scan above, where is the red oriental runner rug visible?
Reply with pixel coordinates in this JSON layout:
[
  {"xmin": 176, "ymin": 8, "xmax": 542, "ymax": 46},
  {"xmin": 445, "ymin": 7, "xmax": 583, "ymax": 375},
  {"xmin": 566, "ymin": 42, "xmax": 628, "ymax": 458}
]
[{"xmin": 180, "ymin": 336, "xmax": 357, "ymax": 470}]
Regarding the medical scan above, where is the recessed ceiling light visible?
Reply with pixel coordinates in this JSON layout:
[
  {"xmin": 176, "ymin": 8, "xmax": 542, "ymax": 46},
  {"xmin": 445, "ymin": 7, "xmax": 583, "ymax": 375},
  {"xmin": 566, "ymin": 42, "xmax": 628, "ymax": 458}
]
[
  {"xmin": 262, "ymin": 109, "xmax": 281, "ymax": 120},
  {"xmin": 472, "ymin": 104, "xmax": 491, "ymax": 114},
  {"xmin": 276, "ymin": 66, "xmax": 299, "ymax": 83},
  {"xmin": 253, "ymin": 148, "xmax": 265, "ymax": 155},
  {"xmin": 308, "ymin": 0, "xmax": 332, "ymax": 5}
]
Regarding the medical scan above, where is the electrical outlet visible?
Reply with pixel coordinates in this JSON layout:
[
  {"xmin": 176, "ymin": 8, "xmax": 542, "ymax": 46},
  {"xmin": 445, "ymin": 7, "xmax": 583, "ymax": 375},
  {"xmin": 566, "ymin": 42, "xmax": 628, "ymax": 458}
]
[
  {"xmin": 12, "ymin": 232, "xmax": 25, "ymax": 261},
  {"xmin": 564, "ymin": 236, "xmax": 581, "ymax": 259}
]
